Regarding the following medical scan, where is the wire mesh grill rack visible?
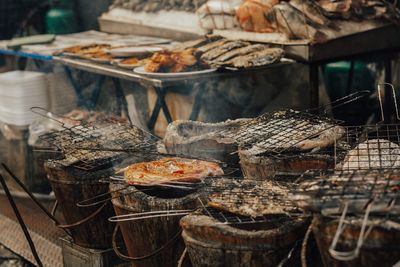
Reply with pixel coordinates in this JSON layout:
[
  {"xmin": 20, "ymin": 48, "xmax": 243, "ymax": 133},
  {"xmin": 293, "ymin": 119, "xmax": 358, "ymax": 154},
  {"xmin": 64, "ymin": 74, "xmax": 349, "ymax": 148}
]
[
  {"xmin": 201, "ymin": 178, "xmax": 303, "ymax": 221},
  {"xmin": 201, "ymin": 207, "xmax": 287, "ymax": 225},
  {"xmin": 335, "ymin": 124, "xmax": 400, "ymax": 171},
  {"xmin": 217, "ymin": 109, "xmax": 341, "ymax": 155},
  {"xmin": 292, "ymin": 169, "xmax": 400, "ymax": 215},
  {"xmin": 37, "ymin": 119, "xmax": 160, "ymax": 171}
]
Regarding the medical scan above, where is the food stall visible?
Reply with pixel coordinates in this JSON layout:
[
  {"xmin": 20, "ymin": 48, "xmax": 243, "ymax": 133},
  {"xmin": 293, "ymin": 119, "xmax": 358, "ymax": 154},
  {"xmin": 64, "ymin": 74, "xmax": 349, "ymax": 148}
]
[{"xmin": 0, "ymin": 1, "xmax": 399, "ymax": 267}]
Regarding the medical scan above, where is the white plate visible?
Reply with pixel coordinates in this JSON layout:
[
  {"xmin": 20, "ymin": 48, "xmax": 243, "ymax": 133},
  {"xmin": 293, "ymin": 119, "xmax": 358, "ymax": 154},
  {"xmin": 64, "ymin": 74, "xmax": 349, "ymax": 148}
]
[
  {"xmin": 89, "ymin": 57, "xmax": 111, "ymax": 64},
  {"xmin": 133, "ymin": 66, "xmax": 218, "ymax": 78},
  {"xmin": 62, "ymin": 52, "xmax": 82, "ymax": 58},
  {"xmin": 112, "ymin": 59, "xmax": 148, "ymax": 69},
  {"xmin": 109, "ymin": 46, "xmax": 163, "ymax": 57}
]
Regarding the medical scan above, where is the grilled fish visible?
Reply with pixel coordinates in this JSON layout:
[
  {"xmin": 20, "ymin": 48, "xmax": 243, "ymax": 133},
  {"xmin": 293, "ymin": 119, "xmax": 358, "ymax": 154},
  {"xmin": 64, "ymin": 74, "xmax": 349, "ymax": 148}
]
[
  {"xmin": 296, "ymin": 126, "xmax": 345, "ymax": 152},
  {"xmin": 197, "ymin": 39, "xmax": 230, "ymax": 53},
  {"xmin": 273, "ymin": 2, "xmax": 328, "ymax": 43},
  {"xmin": 289, "ymin": 0, "xmax": 340, "ymax": 30},
  {"xmin": 225, "ymin": 47, "xmax": 284, "ymax": 68},
  {"xmin": 340, "ymin": 139, "xmax": 400, "ymax": 170},
  {"xmin": 201, "ymin": 40, "xmax": 250, "ymax": 61},
  {"xmin": 207, "ymin": 179, "xmax": 298, "ymax": 217},
  {"xmin": 212, "ymin": 44, "xmax": 267, "ymax": 63}
]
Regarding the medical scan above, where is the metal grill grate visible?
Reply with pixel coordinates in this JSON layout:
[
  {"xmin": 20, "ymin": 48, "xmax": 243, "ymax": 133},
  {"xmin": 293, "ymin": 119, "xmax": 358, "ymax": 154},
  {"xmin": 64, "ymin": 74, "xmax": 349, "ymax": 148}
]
[
  {"xmin": 217, "ymin": 109, "xmax": 341, "ymax": 155},
  {"xmin": 37, "ymin": 119, "xmax": 160, "ymax": 171},
  {"xmin": 335, "ymin": 124, "xmax": 400, "ymax": 171},
  {"xmin": 201, "ymin": 178, "xmax": 302, "ymax": 220},
  {"xmin": 292, "ymin": 169, "xmax": 400, "ymax": 214},
  {"xmin": 201, "ymin": 207, "xmax": 276, "ymax": 225}
]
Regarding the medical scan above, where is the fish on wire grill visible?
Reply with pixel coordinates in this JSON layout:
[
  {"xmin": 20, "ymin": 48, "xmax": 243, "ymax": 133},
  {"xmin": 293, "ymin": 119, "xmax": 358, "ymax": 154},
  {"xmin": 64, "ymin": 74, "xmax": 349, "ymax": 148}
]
[
  {"xmin": 216, "ymin": 109, "xmax": 343, "ymax": 155},
  {"xmin": 291, "ymin": 169, "xmax": 400, "ymax": 215},
  {"xmin": 334, "ymin": 124, "xmax": 400, "ymax": 171},
  {"xmin": 108, "ymin": 177, "xmax": 305, "ymax": 226}
]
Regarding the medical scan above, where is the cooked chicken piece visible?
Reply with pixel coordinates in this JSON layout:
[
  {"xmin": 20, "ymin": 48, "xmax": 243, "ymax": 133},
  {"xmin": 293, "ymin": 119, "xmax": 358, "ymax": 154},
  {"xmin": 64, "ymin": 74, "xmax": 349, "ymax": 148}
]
[
  {"xmin": 236, "ymin": 0, "xmax": 279, "ymax": 33},
  {"xmin": 171, "ymin": 53, "xmax": 197, "ymax": 66},
  {"xmin": 144, "ymin": 61, "xmax": 162, "ymax": 72},
  {"xmin": 170, "ymin": 63, "xmax": 188, "ymax": 73},
  {"xmin": 150, "ymin": 52, "xmax": 174, "ymax": 66}
]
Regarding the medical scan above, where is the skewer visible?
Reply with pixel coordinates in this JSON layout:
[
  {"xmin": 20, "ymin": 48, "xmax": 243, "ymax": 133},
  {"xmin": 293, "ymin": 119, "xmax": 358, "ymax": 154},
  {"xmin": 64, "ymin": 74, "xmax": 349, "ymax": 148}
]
[{"xmin": 108, "ymin": 210, "xmax": 194, "ymax": 222}]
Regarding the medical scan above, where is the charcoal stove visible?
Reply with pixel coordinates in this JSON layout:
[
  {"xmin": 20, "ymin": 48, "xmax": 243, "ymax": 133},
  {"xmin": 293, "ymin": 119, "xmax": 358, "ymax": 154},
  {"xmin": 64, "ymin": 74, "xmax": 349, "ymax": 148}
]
[
  {"xmin": 163, "ymin": 119, "xmax": 248, "ymax": 166},
  {"xmin": 34, "ymin": 111, "xmax": 160, "ymax": 249},
  {"xmin": 109, "ymin": 180, "xmax": 205, "ymax": 267},
  {"xmin": 292, "ymin": 168, "xmax": 400, "ymax": 264},
  {"xmin": 179, "ymin": 179, "xmax": 310, "ymax": 267},
  {"xmin": 211, "ymin": 109, "xmax": 343, "ymax": 180}
]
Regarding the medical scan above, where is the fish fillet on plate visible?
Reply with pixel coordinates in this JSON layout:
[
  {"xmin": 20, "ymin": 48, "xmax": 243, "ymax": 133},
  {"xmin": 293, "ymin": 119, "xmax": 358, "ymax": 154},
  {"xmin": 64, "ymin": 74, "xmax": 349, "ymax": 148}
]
[{"xmin": 123, "ymin": 157, "xmax": 224, "ymax": 185}]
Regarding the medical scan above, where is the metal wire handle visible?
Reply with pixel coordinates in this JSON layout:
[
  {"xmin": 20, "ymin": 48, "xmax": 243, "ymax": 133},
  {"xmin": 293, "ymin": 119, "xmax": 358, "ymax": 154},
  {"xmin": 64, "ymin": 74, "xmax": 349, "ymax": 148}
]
[
  {"xmin": 30, "ymin": 106, "xmax": 79, "ymax": 127},
  {"xmin": 307, "ymin": 90, "xmax": 371, "ymax": 114},
  {"xmin": 55, "ymin": 202, "xmax": 109, "ymax": 229},
  {"xmin": 76, "ymin": 186, "xmax": 130, "ymax": 207},
  {"xmin": 108, "ymin": 210, "xmax": 194, "ymax": 222},
  {"xmin": 112, "ymin": 224, "xmax": 183, "ymax": 261},
  {"xmin": 328, "ymin": 201, "xmax": 375, "ymax": 261},
  {"xmin": 377, "ymin": 83, "xmax": 400, "ymax": 122}
]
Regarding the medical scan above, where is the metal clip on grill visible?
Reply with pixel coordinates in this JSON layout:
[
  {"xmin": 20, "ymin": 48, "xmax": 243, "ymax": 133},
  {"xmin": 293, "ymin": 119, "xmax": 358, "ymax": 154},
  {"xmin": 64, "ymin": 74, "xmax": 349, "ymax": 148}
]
[{"xmin": 328, "ymin": 201, "xmax": 375, "ymax": 261}]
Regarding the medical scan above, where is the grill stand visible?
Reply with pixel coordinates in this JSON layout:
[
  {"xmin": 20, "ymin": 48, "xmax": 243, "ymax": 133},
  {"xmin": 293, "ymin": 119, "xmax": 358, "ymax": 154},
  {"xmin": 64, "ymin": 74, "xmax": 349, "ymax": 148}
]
[
  {"xmin": 60, "ymin": 236, "xmax": 128, "ymax": 267},
  {"xmin": 0, "ymin": 174, "xmax": 43, "ymax": 267}
]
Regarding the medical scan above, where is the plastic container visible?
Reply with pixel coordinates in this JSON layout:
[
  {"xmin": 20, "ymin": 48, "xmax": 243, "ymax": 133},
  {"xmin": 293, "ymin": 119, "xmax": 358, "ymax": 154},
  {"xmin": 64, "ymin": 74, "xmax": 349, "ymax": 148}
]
[{"xmin": 0, "ymin": 71, "xmax": 49, "ymax": 126}]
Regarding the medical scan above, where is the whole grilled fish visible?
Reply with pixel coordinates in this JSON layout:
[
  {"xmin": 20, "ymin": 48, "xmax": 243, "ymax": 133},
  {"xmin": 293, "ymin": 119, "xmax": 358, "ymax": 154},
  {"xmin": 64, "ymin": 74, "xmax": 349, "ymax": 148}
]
[
  {"xmin": 273, "ymin": 2, "xmax": 328, "ymax": 43},
  {"xmin": 212, "ymin": 44, "xmax": 267, "ymax": 63},
  {"xmin": 289, "ymin": 0, "xmax": 340, "ymax": 30},
  {"xmin": 201, "ymin": 40, "xmax": 250, "ymax": 61},
  {"xmin": 225, "ymin": 47, "xmax": 284, "ymax": 68}
]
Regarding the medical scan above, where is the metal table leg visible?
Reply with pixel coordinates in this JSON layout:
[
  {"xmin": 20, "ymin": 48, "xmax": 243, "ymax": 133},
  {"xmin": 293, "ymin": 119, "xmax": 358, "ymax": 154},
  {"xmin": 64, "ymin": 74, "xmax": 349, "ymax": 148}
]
[
  {"xmin": 88, "ymin": 75, "xmax": 106, "ymax": 110},
  {"xmin": 345, "ymin": 60, "xmax": 355, "ymax": 96},
  {"xmin": 147, "ymin": 87, "xmax": 173, "ymax": 132},
  {"xmin": 384, "ymin": 58, "xmax": 393, "ymax": 123},
  {"xmin": 309, "ymin": 63, "xmax": 320, "ymax": 111},
  {"xmin": 0, "ymin": 174, "xmax": 43, "ymax": 267},
  {"xmin": 64, "ymin": 67, "xmax": 106, "ymax": 111},
  {"xmin": 189, "ymin": 85, "xmax": 203, "ymax": 121},
  {"xmin": 111, "ymin": 78, "xmax": 133, "ymax": 125},
  {"xmin": 64, "ymin": 66, "xmax": 87, "ymax": 108}
]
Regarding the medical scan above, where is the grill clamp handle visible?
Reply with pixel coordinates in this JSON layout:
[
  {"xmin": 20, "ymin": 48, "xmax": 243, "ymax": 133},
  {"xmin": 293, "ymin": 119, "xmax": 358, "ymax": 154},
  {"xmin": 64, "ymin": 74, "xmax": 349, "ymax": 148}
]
[
  {"xmin": 328, "ymin": 201, "xmax": 374, "ymax": 261},
  {"xmin": 112, "ymin": 224, "xmax": 182, "ymax": 261},
  {"xmin": 108, "ymin": 210, "xmax": 194, "ymax": 222}
]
